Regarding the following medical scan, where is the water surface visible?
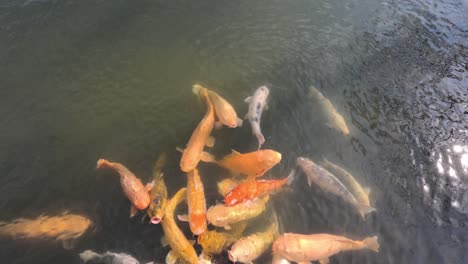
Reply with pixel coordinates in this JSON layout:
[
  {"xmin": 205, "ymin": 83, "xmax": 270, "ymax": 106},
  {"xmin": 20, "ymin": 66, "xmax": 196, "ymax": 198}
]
[{"xmin": 0, "ymin": 0, "xmax": 467, "ymax": 263}]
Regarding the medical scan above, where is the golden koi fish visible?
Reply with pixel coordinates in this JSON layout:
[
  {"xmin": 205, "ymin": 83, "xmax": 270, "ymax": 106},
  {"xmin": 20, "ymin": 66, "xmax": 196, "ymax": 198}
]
[
  {"xmin": 309, "ymin": 86, "xmax": 350, "ymax": 135},
  {"xmin": 179, "ymin": 85, "xmax": 216, "ymax": 172},
  {"xmin": 0, "ymin": 213, "xmax": 92, "ymax": 249},
  {"xmin": 321, "ymin": 157, "xmax": 375, "ymax": 215},
  {"xmin": 228, "ymin": 214, "xmax": 278, "ymax": 263},
  {"xmin": 193, "ymin": 84, "xmax": 242, "ymax": 128},
  {"xmin": 206, "ymin": 195, "xmax": 269, "ymax": 229},
  {"xmin": 198, "ymin": 221, "xmax": 248, "ymax": 257},
  {"xmin": 272, "ymin": 233, "xmax": 379, "ymax": 264},
  {"xmin": 161, "ymin": 188, "xmax": 198, "ymax": 264},
  {"xmin": 146, "ymin": 153, "xmax": 168, "ymax": 224}
]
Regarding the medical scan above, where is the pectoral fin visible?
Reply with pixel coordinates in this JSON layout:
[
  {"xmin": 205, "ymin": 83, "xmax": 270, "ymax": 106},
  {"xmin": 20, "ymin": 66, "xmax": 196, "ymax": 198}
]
[
  {"xmin": 176, "ymin": 147, "xmax": 185, "ymax": 153},
  {"xmin": 215, "ymin": 121, "xmax": 224, "ymax": 130},
  {"xmin": 231, "ymin": 149, "xmax": 241, "ymax": 155},
  {"xmin": 307, "ymin": 176, "xmax": 313, "ymax": 187},
  {"xmin": 319, "ymin": 258, "xmax": 329, "ymax": 264},
  {"xmin": 200, "ymin": 151, "xmax": 216, "ymax": 162},
  {"xmin": 364, "ymin": 187, "xmax": 371, "ymax": 196},
  {"xmin": 166, "ymin": 250, "xmax": 178, "ymax": 264},
  {"xmin": 206, "ymin": 136, "xmax": 216, "ymax": 147},
  {"xmin": 145, "ymin": 180, "xmax": 155, "ymax": 192},
  {"xmin": 130, "ymin": 205, "xmax": 138, "ymax": 218},
  {"xmin": 236, "ymin": 117, "xmax": 243, "ymax": 127},
  {"xmin": 177, "ymin": 214, "xmax": 189, "ymax": 222},
  {"xmin": 61, "ymin": 239, "xmax": 75, "ymax": 250},
  {"xmin": 160, "ymin": 236, "xmax": 169, "ymax": 247},
  {"xmin": 244, "ymin": 96, "xmax": 252, "ymax": 103}
]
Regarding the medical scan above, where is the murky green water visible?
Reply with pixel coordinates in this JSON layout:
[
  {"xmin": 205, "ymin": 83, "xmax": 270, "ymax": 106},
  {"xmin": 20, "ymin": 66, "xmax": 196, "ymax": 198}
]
[{"xmin": 0, "ymin": 0, "xmax": 467, "ymax": 263}]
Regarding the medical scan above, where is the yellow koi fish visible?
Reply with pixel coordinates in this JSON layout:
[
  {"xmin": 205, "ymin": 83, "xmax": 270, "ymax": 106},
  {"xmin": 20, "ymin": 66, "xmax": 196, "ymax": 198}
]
[
  {"xmin": 161, "ymin": 188, "xmax": 198, "ymax": 264},
  {"xmin": 321, "ymin": 157, "xmax": 375, "ymax": 214},
  {"xmin": 309, "ymin": 86, "xmax": 350, "ymax": 135},
  {"xmin": 206, "ymin": 195, "xmax": 269, "ymax": 229}
]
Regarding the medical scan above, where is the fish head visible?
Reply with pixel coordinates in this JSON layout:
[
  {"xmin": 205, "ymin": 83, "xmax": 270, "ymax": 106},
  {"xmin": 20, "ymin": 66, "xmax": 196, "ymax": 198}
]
[
  {"xmin": 257, "ymin": 86, "xmax": 270, "ymax": 96},
  {"xmin": 296, "ymin": 156, "xmax": 313, "ymax": 169},
  {"xmin": 260, "ymin": 150, "xmax": 282, "ymax": 168}
]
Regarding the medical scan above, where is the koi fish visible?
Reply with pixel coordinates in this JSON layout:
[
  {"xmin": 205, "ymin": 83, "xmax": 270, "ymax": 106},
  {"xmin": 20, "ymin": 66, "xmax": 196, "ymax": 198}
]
[
  {"xmin": 309, "ymin": 86, "xmax": 350, "ymax": 135},
  {"xmin": 245, "ymin": 86, "xmax": 270, "ymax": 149},
  {"xmin": 96, "ymin": 159, "xmax": 151, "ymax": 217},
  {"xmin": 198, "ymin": 221, "xmax": 248, "ymax": 257},
  {"xmin": 193, "ymin": 84, "xmax": 242, "ymax": 128},
  {"xmin": 202, "ymin": 149, "xmax": 281, "ymax": 178},
  {"xmin": 321, "ymin": 157, "xmax": 375, "ymax": 215},
  {"xmin": 145, "ymin": 153, "xmax": 168, "ymax": 224},
  {"xmin": 217, "ymin": 178, "xmax": 242, "ymax": 196},
  {"xmin": 161, "ymin": 188, "xmax": 198, "ymax": 264},
  {"xmin": 207, "ymin": 195, "xmax": 269, "ymax": 229},
  {"xmin": 184, "ymin": 167, "xmax": 207, "ymax": 235},
  {"xmin": 272, "ymin": 233, "xmax": 379, "ymax": 264},
  {"xmin": 296, "ymin": 157, "xmax": 374, "ymax": 219},
  {"xmin": 224, "ymin": 170, "xmax": 294, "ymax": 206},
  {"xmin": 0, "ymin": 213, "xmax": 92, "ymax": 249},
  {"xmin": 179, "ymin": 85, "xmax": 216, "ymax": 172},
  {"xmin": 228, "ymin": 218, "xmax": 278, "ymax": 263}
]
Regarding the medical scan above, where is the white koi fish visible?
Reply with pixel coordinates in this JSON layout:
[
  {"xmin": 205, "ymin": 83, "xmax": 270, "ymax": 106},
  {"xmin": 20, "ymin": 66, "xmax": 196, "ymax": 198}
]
[{"xmin": 245, "ymin": 86, "xmax": 270, "ymax": 149}]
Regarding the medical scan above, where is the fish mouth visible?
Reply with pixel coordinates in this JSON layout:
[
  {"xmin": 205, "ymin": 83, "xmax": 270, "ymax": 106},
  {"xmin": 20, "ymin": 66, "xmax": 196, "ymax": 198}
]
[{"xmin": 150, "ymin": 217, "xmax": 161, "ymax": 224}]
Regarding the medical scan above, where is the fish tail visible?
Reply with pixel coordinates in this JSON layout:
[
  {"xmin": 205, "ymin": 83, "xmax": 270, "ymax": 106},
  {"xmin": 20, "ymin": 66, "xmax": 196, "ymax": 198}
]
[
  {"xmin": 256, "ymin": 133, "xmax": 265, "ymax": 149},
  {"xmin": 192, "ymin": 84, "xmax": 203, "ymax": 95},
  {"xmin": 286, "ymin": 169, "xmax": 296, "ymax": 186},
  {"xmin": 96, "ymin": 159, "xmax": 112, "ymax": 169},
  {"xmin": 359, "ymin": 205, "xmax": 377, "ymax": 219},
  {"xmin": 363, "ymin": 236, "xmax": 379, "ymax": 252}
]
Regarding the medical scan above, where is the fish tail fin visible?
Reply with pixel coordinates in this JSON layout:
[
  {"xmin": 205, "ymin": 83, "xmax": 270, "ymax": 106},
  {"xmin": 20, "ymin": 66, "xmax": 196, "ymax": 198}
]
[
  {"xmin": 359, "ymin": 205, "xmax": 377, "ymax": 219},
  {"xmin": 286, "ymin": 169, "xmax": 296, "ymax": 186},
  {"xmin": 256, "ymin": 133, "xmax": 265, "ymax": 149},
  {"xmin": 96, "ymin": 159, "xmax": 112, "ymax": 169},
  {"xmin": 192, "ymin": 84, "xmax": 203, "ymax": 95},
  {"xmin": 363, "ymin": 236, "xmax": 379, "ymax": 252}
]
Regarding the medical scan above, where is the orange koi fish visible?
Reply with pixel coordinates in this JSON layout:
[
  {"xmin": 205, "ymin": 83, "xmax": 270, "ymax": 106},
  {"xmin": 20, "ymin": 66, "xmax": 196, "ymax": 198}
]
[
  {"xmin": 184, "ymin": 167, "xmax": 207, "ymax": 235},
  {"xmin": 203, "ymin": 149, "xmax": 281, "ymax": 177},
  {"xmin": 96, "ymin": 159, "xmax": 151, "ymax": 217},
  {"xmin": 272, "ymin": 233, "xmax": 379, "ymax": 264},
  {"xmin": 179, "ymin": 85, "xmax": 216, "ymax": 172},
  {"xmin": 224, "ymin": 171, "xmax": 294, "ymax": 206}
]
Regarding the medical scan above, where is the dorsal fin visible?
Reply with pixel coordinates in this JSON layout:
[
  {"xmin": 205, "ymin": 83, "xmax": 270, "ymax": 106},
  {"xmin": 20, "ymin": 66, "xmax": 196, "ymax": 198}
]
[{"xmin": 231, "ymin": 149, "xmax": 241, "ymax": 155}]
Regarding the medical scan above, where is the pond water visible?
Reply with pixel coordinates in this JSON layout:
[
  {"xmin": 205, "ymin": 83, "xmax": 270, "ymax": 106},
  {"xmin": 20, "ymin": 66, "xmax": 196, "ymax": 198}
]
[{"xmin": 0, "ymin": 0, "xmax": 467, "ymax": 263}]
